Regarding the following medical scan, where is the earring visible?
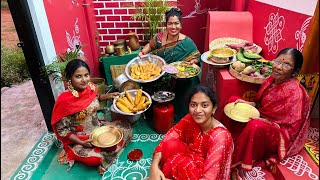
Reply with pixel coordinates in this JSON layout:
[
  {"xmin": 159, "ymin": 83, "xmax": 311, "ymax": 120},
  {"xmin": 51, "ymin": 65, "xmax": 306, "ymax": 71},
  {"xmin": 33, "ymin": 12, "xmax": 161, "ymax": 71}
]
[
  {"xmin": 87, "ymin": 82, "xmax": 95, "ymax": 91},
  {"xmin": 68, "ymin": 80, "xmax": 79, "ymax": 97}
]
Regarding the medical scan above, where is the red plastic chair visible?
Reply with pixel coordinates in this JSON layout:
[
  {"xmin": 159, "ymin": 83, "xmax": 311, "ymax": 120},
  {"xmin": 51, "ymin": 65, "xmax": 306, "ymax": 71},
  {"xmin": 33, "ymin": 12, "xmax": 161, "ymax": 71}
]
[{"xmin": 204, "ymin": 11, "xmax": 253, "ymax": 51}]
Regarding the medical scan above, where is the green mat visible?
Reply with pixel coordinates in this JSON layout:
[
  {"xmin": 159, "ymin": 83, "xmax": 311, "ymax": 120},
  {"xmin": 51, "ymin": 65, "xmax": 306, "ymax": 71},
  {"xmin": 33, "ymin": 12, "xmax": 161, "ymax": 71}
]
[{"xmin": 11, "ymin": 119, "xmax": 163, "ymax": 180}]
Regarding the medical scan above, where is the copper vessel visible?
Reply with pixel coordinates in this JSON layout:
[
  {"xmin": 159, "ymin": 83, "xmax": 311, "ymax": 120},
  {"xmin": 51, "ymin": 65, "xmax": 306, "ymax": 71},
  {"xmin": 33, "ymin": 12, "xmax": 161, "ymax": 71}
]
[{"xmin": 128, "ymin": 31, "xmax": 140, "ymax": 51}]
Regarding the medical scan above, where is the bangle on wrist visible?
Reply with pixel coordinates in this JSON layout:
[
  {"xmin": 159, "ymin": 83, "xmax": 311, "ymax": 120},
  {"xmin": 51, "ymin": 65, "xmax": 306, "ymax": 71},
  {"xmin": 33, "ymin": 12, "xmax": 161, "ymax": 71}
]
[{"xmin": 140, "ymin": 50, "xmax": 145, "ymax": 55}]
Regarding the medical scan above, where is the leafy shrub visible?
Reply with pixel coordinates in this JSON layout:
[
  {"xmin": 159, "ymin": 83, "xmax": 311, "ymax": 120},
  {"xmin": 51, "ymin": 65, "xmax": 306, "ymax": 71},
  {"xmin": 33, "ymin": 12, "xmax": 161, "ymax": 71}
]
[
  {"xmin": 1, "ymin": 1, "xmax": 8, "ymax": 9},
  {"xmin": 1, "ymin": 46, "xmax": 30, "ymax": 87}
]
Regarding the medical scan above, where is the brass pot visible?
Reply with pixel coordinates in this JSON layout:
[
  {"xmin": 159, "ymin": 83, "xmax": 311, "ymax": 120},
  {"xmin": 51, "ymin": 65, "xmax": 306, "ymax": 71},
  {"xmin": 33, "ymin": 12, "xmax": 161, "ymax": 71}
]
[
  {"xmin": 114, "ymin": 39, "xmax": 126, "ymax": 50},
  {"xmin": 106, "ymin": 45, "xmax": 115, "ymax": 54},
  {"xmin": 115, "ymin": 45, "xmax": 126, "ymax": 56}
]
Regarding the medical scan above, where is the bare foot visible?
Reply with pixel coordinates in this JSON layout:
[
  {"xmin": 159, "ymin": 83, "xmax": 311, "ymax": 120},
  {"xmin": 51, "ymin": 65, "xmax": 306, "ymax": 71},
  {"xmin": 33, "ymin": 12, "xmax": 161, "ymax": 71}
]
[{"xmin": 97, "ymin": 164, "xmax": 106, "ymax": 175}]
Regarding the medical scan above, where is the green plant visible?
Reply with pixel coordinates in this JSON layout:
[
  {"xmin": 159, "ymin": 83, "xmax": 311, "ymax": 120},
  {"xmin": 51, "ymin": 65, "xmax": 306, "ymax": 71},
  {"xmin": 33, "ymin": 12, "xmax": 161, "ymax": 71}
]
[
  {"xmin": 1, "ymin": 1, "xmax": 8, "ymax": 9},
  {"xmin": 130, "ymin": 0, "xmax": 175, "ymax": 41},
  {"xmin": 1, "ymin": 46, "xmax": 30, "ymax": 87},
  {"xmin": 43, "ymin": 45, "xmax": 82, "ymax": 83}
]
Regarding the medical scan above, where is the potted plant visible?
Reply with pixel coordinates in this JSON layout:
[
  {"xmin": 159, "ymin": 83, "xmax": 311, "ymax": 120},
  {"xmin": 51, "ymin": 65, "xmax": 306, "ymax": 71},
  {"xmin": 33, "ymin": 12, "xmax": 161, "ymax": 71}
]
[
  {"xmin": 43, "ymin": 46, "xmax": 108, "ymax": 109},
  {"xmin": 44, "ymin": 45, "xmax": 83, "ymax": 83},
  {"xmin": 130, "ymin": 0, "xmax": 175, "ymax": 42}
]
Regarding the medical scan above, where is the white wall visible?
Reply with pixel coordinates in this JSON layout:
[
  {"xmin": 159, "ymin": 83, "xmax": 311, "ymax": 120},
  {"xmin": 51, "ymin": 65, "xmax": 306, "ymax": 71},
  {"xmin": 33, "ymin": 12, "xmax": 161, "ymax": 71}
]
[
  {"xmin": 256, "ymin": 0, "xmax": 318, "ymax": 16},
  {"xmin": 26, "ymin": 0, "xmax": 64, "ymax": 100}
]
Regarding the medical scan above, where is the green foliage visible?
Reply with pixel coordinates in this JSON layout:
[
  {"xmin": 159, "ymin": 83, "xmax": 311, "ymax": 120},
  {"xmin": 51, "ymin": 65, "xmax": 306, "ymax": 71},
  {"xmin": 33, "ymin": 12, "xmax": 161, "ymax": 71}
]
[
  {"xmin": 130, "ymin": 0, "xmax": 174, "ymax": 41},
  {"xmin": 43, "ymin": 45, "xmax": 82, "ymax": 83},
  {"xmin": 1, "ymin": 46, "xmax": 30, "ymax": 87},
  {"xmin": 1, "ymin": 1, "xmax": 8, "ymax": 9}
]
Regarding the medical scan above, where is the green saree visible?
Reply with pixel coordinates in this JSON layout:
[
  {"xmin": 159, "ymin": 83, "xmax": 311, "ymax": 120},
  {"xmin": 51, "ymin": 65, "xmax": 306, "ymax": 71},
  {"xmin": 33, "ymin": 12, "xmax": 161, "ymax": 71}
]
[{"xmin": 143, "ymin": 33, "xmax": 201, "ymax": 122}]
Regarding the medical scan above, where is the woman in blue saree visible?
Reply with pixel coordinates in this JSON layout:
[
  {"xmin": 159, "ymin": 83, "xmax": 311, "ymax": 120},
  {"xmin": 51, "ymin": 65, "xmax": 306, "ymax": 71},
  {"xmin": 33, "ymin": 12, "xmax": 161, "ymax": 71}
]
[{"xmin": 138, "ymin": 8, "xmax": 201, "ymax": 121}]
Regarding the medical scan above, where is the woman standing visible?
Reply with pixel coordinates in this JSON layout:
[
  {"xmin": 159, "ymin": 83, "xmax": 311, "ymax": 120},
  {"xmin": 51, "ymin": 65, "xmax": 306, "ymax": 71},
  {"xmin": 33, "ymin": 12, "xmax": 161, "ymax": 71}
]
[
  {"xmin": 230, "ymin": 48, "xmax": 311, "ymax": 177},
  {"xmin": 148, "ymin": 85, "xmax": 233, "ymax": 180},
  {"xmin": 138, "ymin": 8, "xmax": 201, "ymax": 121},
  {"xmin": 51, "ymin": 59, "xmax": 131, "ymax": 175}
]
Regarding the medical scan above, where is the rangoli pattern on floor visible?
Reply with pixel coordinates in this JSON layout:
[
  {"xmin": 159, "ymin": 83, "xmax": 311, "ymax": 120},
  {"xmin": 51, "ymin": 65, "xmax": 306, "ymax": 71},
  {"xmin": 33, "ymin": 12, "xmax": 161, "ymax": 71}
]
[{"xmin": 11, "ymin": 132, "xmax": 56, "ymax": 180}]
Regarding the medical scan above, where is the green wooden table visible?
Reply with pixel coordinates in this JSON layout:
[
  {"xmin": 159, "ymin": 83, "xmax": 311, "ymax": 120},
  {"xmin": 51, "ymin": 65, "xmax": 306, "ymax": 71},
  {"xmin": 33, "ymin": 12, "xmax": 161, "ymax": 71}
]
[{"xmin": 99, "ymin": 47, "xmax": 142, "ymax": 85}]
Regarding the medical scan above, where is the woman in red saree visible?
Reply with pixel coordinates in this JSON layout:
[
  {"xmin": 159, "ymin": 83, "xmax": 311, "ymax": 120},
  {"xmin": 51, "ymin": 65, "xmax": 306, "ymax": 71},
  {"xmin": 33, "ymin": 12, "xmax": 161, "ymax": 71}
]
[
  {"xmin": 230, "ymin": 48, "xmax": 311, "ymax": 176},
  {"xmin": 148, "ymin": 85, "xmax": 234, "ymax": 180},
  {"xmin": 51, "ymin": 59, "xmax": 120, "ymax": 174}
]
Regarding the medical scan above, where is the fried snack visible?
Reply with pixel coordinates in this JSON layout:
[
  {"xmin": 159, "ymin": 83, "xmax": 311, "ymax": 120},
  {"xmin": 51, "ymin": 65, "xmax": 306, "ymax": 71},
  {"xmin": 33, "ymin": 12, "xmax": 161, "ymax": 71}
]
[
  {"xmin": 122, "ymin": 97, "xmax": 133, "ymax": 106},
  {"xmin": 116, "ymin": 89, "xmax": 151, "ymax": 114},
  {"xmin": 136, "ymin": 96, "xmax": 146, "ymax": 109},
  {"xmin": 130, "ymin": 63, "xmax": 162, "ymax": 80},
  {"xmin": 116, "ymin": 102, "xmax": 131, "ymax": 113},
  {"xmin": 134, "ymin": 89, "xmax": 143, "ymax": 106},
  {"xmin": 117, "ymin": 98, "xmax": 134, "ymax": 111},
  {"xmin": 137, "ymin": 100, "xmax": 151, "ymax": 111},
  {"xmin": 125, "ymin": 91, "xmax": 134, "ymax": 105}
]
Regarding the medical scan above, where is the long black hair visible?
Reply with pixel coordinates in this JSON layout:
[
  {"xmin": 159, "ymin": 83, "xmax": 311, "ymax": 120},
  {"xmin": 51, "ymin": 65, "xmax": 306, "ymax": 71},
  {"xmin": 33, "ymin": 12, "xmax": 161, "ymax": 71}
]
[
  {"xmin": 64, "ymin": 59, "xmax": 90, "ymax": 80},
  {"xmin": 186, "ymin": 85, "xmax": 217, "ymax": 107},
  {"xmin": 165, "ymin": 7, "xmax": 183, "ymax": 25},
  {"xmin": 277, "ymin": 48, "xmax": 303, "ymax": 73}
]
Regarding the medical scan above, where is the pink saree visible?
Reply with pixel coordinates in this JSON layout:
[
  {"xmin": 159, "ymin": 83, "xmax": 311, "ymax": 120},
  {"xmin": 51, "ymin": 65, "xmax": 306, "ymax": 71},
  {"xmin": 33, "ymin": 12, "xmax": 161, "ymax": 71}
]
[
  {"xmin": 232, "ymin": 76, "xmax": 311, "ymax": 170},
  {"xmin": 153, "ymin": 114, "xmax": 234, "ymax": 180}
]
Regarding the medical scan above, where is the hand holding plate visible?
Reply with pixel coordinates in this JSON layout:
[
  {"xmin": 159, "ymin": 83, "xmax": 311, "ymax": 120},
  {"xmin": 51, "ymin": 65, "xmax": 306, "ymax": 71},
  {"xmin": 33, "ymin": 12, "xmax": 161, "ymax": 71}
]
[{"xmin": 82, "ymin": 139, "xmax": 93, "ymax": 148}]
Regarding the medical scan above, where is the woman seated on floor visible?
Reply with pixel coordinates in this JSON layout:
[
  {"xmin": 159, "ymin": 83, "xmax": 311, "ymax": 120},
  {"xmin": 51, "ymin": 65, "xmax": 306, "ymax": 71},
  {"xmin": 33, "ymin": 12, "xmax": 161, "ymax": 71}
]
[
  {"xmin": 230, "ymin": 48, "xmax": 311, "ymax": 177},
  {"xmin": 51, "ymin": 59, "xmax": 131, "ymax": 175},
  {"xmin": 148, "ymin": 85, "xmax": 234, "ymax": 180}
]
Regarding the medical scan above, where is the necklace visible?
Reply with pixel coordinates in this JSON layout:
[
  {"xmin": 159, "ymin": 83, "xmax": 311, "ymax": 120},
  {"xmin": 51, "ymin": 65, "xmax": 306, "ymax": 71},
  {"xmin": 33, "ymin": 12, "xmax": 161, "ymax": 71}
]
[{"xmin": 163, "ymin": 33, "xmax": 180, "ymax": 59}]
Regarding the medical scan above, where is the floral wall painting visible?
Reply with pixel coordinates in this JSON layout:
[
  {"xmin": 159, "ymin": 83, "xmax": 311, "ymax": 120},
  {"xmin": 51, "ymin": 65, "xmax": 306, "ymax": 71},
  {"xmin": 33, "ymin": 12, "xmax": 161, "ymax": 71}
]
[
  {"xmin": 183, "ymin": 0, "xmax": 216, "ymax": 19},
  {"xmin": 264, "ymin": 11, "xmax": 285, "ymax": 55},
  {"xmin": 295, "ymin": 17, "xmax": 312, "ymax": 52},
  {"xmin": 65, "ymin": 17, "xmax": 85, "ymax": 60}
]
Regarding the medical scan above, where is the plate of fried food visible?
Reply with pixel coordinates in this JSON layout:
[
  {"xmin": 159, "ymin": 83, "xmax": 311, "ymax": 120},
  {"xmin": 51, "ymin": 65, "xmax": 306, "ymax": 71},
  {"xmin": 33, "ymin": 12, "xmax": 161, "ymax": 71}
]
[
  {"xmin": 113, "ymin": 89, "xmax": 152, "ymax": 115},
  {"xmin": 125, "ymin": 54, "xmax": 166, "ymax": 83},
  {"xmin": 166, "ymin": 61, "xmax": 201, "ymax": 79}
]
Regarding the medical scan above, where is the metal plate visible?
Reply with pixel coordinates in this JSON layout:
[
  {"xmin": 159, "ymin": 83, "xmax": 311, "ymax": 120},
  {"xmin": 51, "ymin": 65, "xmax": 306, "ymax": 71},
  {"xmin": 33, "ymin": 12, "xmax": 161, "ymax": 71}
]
[
  {"xmin": 168, "ymin": 61, "xmax": 201, "ymax": 79},
  {"xmin": 90, "ymin": 125, "xmax": 123, "ymax": 148},
  {"xmin": 201, "ymin": 51, "xmax": 236, "ymax": 68}
]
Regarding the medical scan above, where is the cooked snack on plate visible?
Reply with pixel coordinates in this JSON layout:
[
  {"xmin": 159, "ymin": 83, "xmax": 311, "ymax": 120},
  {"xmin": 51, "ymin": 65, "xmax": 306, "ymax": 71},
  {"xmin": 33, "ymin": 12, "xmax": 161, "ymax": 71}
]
[
  {"xmin": 168, "ymin": 61, "xmax": 200, "ymax": 78},
  {"xmin": 114, "ymin": 89, "xmax": 151, "ymax": 114},
  {"xmin": 130, "ymin": 61, "xmax": 162, "ymax": 81},
  {"xmin": 207, "ymin": 48, "xmax": 235, "ymax": 64}
]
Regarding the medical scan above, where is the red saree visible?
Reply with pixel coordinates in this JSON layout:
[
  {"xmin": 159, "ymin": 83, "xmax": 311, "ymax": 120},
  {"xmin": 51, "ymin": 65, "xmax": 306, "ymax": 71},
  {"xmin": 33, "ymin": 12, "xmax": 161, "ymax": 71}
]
[
  {"xmin": 232, "ymin": 76, "xmax": 311, "ymax": 170},
  {"xmin": 154, "ymin": 114, "xmax": 234, "ymax": 180}
]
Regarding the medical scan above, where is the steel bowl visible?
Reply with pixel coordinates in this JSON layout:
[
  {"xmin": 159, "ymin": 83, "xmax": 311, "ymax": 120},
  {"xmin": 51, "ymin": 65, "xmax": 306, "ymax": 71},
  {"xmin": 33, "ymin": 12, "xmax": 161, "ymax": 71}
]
[
  {"xmin": 125, "ymin": 54, "xmax": 166, "ymax": 83},
  {"xmin": 113, "ymin": 89, "xmax": 152, "ymax": 116}
]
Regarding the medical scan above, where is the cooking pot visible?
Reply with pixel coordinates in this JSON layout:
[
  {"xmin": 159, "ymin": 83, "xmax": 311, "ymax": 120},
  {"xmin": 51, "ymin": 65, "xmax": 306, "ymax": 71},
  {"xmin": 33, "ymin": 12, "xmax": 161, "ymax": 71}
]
[
  {"xmin": 115, "ymin": 45, "xmax": 126, "ymax": 56},
  {"xmin": 106, "ymin": 45, "xmax": 115, "ymax": 55}
]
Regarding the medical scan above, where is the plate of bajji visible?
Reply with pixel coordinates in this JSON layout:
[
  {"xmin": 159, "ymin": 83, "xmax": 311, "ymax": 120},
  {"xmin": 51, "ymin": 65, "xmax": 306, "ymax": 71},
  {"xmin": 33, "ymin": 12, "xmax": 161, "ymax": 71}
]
[{"xmin": 113, "ymin": 89, "xmax": 152, "ymax": 115}]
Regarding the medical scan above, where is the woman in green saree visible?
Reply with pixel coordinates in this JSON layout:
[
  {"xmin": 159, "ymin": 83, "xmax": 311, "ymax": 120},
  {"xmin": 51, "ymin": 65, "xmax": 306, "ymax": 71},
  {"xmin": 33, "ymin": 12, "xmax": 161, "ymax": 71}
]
[{"xmin": 138, "ymin": 8, "xmax": 201, "ymax": 122}]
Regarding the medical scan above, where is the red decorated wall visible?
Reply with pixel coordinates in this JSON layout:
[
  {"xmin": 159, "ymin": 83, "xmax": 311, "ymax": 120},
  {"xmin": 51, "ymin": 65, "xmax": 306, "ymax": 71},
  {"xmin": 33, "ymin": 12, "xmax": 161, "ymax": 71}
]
[
  {"xmin": 92, "ymin": 0, "xmax": 232, "ymax": 54},
  {"xmin": 247, "ymin": 0, "xmax": 317, "ymax": 63},
  {"xmin": 43, "ymin": 0, "xmax": 100, "ymax": 77}
]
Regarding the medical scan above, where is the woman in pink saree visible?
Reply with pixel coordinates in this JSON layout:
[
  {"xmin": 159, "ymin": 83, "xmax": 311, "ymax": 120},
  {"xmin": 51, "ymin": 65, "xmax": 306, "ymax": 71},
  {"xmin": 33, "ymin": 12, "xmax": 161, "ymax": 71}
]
[
  {"xmin": 230, "ymin": 48, "xmax": 311, "ymax": 176},
  {"xmin": 148, "ymin": 85, "xmax": 234, "ymax": 180}
]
